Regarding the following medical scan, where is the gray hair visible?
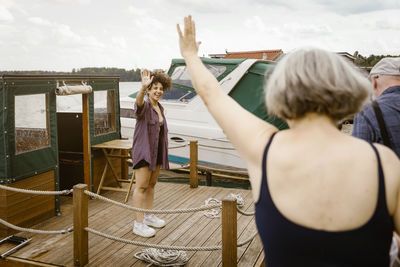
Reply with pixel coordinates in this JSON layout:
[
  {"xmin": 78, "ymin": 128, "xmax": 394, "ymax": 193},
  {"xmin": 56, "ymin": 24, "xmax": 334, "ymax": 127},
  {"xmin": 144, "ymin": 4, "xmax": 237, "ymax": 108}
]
[{"xmin": 265, "ymin": 48, "xmax": 372, "ymax": 121}]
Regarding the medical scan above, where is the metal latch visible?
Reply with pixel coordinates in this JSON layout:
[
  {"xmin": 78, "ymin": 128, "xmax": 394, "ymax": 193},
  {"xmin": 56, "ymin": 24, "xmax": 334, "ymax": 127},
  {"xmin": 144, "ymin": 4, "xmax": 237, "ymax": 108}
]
[{"xmin": 0, "ymin": 235, "xmax": 31, "ymax": 258}]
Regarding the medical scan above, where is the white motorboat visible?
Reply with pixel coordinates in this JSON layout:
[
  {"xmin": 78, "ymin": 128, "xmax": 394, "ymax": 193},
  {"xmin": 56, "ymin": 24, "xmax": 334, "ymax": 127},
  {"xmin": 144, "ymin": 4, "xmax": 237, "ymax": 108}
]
[{"xmin": 120, "ymin": 58, "xmax": 288, "ymax": 169}]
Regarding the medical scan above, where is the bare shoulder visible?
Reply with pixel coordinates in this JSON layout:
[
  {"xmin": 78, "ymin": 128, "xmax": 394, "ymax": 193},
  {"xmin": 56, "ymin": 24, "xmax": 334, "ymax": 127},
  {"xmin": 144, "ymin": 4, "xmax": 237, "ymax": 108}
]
[
  {"xmin": 374, "ymin": 143, "xmax": 400, "ymax": 173},
  {"xmin": 374, "ymin": 143, "xmax": 400, "ymax": 213}
]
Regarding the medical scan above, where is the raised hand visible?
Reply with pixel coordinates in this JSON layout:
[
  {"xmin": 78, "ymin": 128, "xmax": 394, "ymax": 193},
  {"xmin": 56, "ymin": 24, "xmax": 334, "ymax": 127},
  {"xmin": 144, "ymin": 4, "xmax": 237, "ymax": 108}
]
[
  {"xmin": 140, "ymin": 69, "xmax": 153, "ymax": 89},
  {"xmin": 177, "ymin": 15, "xmax": 201, "ymax": 58}
]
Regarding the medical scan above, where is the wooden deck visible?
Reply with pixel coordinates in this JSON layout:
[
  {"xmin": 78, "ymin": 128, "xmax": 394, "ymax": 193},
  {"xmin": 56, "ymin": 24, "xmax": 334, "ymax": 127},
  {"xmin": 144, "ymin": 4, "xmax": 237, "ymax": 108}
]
[{"xmin": 1, "ymin": 182, "xmax": 264, "ymax": 266}]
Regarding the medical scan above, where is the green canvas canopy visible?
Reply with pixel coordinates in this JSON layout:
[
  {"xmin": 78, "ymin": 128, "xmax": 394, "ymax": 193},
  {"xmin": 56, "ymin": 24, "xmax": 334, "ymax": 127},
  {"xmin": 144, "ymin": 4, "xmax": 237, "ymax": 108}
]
[{"xmin": 0, "ymin": 75, "xmax": 120, "ymax": 186}]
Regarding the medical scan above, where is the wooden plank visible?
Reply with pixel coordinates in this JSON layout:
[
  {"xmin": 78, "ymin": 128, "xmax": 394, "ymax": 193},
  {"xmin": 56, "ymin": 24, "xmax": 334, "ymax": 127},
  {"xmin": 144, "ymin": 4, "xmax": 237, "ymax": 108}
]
[
  {"xmin": 6, "ymin": 196, "xmax": 55, "ymax": 224},
  {"xmin": 0, "ymin": 171, "xmax": 55, "ymax": 197},
  {"xmin": 205, "ymin": 200, "xmax": 255, "ymax": 267},
  {"xmin": 0, "ymin": 256, "xmax": 64, "ymax": 267},
  {"xmin": 50, "ymin": 182, "xmax": 175, "ymax": 265},
  {"xmin": 222, "ymin": 198, "xmax": 237, "ymax": 267},
  {"xmin": 102, "ymin": 188, "xmax": 221, "ymax": 266},
  {"xmin": 189, "ymin": 189, "xmax": 253, "ymax": 266},
  {"xmin": 5, "ymin": 183, "xmax": 263, "ymax": 267},
  {"xmin": 0, "ymin": 182, "xmax": 54, "ymax": 210},
  {"xmin": 88, "ymin": 183, "xmax": 206, "ymax": 266},
  {"xmin": 73, "ymin": 184, "xmax": 88, "ymax": 266},
  {"xmin": 82, "ymin": 94, "xmax": 91, "ymax": 188},
  {"xmin": 190, "ymin": 141, "xmax": 198, "ymax": 188},
  {"xmin": 91, "ymin": 139, "xmax": 132, "ymax": 150}
]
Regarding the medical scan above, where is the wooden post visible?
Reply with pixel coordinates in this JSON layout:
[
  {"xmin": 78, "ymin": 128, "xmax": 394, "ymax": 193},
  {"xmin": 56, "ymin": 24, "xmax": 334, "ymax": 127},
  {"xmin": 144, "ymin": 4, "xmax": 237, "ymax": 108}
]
[
  {"xmin": 73, "ymin": 184, "xmax": 89, "ymax": 266},
  {"xmin": 82, "ymin": 94, "xmax": 91, "ymax": 188},
  {"xmin": 222, "ymin": 198, "xmax": 237, "ymax": 267},
  {"xmin": 189, "ymin": 141, "xmax": 198, "ymax": 188},
  {"xmin": 206, "ymin": 172, "xmax": 212, "ymax": 186}
]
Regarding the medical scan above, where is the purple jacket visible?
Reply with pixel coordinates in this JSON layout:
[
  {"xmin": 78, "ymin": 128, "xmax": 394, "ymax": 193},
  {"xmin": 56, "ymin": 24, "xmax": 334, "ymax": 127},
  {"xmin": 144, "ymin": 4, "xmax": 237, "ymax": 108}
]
[{"xmin": 131, "ymin": 99, "xmax": 169, "ymax": 171}]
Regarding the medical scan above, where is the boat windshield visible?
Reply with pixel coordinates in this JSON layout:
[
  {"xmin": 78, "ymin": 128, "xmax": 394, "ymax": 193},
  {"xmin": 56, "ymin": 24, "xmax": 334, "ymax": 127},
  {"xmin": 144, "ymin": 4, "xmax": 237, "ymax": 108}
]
[{"xmin": 163, "ymin": 64, "xmax": 226, "ymax": 103}]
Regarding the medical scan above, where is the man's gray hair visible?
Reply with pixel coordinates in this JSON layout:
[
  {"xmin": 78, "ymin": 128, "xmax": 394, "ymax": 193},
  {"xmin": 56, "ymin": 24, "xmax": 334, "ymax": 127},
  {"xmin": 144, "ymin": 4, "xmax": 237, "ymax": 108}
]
[{"xmin": 265, "ymin": 48, "xmax": 372, "ymax": 121}]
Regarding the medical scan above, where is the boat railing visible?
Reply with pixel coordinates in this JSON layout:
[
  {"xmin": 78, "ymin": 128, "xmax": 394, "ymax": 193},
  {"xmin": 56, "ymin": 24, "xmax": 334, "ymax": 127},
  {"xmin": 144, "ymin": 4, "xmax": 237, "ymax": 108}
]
[{"xmin": 168, "ymin": 140, "xmax": 249, "ymax": 187}]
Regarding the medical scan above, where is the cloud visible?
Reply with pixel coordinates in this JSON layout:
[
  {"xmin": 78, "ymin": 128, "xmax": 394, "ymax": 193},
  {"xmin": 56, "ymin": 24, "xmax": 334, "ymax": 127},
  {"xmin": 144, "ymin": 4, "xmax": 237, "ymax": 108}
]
[
  {"xmin": 128, "ymin": 6, "xmax": 147, "ymax": 16},
  {"xmin": 283, "ymin": 23, "xmax": 333, "ymax": 36},
  {"xmin": 111, "ymin": 36, "xmax": 128, "ymax": 50},
  {"xmin": 54, "ymin": 0, "xmax": 92, "ymax": 4},
  {"xmin": 28, "ymin": 17, "xmax": 52, "ymax": 27},
  {"xmin": 244, "ymin": 16, "xmax": 266, "ymax": 32},
  {"xmin": 0, "ymin": 6, "xmax": 13, "ymax": 22},
  {"xmin": 316, "ymin": 0, "xmax": 400, "ymax": 14},
  {"xmin": 134, "ymin": 17, "xmax": 164, "ymax": 31}
]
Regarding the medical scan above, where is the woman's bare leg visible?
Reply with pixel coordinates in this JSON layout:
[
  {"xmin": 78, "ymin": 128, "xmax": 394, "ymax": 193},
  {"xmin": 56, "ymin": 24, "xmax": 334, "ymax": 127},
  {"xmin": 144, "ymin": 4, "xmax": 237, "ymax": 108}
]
[
  {"xmin": 132, "ymin": 166, "xmax": 152, "ymax": 222},
  {"xmin": 144, "ymin": 165, "xmax": 161, "ymax": 210}
]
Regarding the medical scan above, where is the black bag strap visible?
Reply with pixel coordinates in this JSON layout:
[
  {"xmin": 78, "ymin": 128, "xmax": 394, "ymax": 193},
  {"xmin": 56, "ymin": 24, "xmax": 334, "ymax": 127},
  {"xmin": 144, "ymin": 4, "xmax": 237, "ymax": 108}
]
[{"xmin": 372, "ymin": 100, "xmax": 392, "ymax": 148}]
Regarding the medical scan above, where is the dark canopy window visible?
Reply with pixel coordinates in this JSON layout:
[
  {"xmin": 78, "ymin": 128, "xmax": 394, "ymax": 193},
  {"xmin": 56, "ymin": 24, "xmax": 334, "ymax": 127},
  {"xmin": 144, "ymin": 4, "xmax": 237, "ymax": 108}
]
[
  {"xmin": 164, "ymin": 64, "xmax": 226, "ymax": 103},
  {"xmin": 15, "ymin": 93, "xmax": 50, "ymax": 154}
]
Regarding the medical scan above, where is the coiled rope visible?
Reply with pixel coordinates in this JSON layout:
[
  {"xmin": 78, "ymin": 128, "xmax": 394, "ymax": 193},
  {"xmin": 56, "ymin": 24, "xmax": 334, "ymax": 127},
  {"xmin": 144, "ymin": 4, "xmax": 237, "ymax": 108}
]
[
  {"xmin": 134, "ymin": 248, "xmax": 188, "ymax": 266},
  {"xmin": 0, "ymin": 218, "xmax": 73, "ymax": 234},
  {"xmin": 84, "ymin": 190, "xmax": 221, "ymax": 214},
  {"xmin": 204, "ymin": 193, "xmax": 246, "ymax": 218},
  {"xmin": 0, "ymin": 184, "xmax": 72, "ymax": 195}
]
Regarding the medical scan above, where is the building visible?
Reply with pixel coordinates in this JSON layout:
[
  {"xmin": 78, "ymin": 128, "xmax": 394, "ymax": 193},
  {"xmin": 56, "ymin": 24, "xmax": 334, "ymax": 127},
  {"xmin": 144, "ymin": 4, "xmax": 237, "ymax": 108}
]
[{"xmin": 209, "ymin": 49, "xmax": 284, "ymax": 61}]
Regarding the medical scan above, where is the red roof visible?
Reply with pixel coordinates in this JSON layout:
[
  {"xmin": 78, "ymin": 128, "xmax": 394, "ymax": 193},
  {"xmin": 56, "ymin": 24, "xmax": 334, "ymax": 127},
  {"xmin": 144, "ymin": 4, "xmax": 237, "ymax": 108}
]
[{"xmin": 223, "ymin": 49, "xmax": 283, "ymax": 61}]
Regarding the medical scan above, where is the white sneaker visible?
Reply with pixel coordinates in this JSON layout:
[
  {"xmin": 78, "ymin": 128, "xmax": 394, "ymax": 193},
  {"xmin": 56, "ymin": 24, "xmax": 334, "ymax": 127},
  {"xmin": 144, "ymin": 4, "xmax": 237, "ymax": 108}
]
[
  {"xmin": 133, "ymin": 221, "xmax": 155, "ymax": 237},
  {"xmin": 143, "ymin": 214, "xmax": 166, "ymax": 228}
]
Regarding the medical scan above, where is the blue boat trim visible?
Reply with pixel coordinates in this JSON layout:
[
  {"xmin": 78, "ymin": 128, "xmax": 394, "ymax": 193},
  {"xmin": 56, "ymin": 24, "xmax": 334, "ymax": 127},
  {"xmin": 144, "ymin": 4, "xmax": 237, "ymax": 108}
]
[{"xmin": 168, "ymin": 154, "xmax": 216, "ymax": 165}]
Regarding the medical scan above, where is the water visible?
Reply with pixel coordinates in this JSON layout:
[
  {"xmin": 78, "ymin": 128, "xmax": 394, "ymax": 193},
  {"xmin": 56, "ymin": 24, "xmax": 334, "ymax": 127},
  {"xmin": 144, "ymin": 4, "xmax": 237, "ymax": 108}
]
[{"xmin": 119, "ymin": 82, "xmax": 141, "ymax": 98}]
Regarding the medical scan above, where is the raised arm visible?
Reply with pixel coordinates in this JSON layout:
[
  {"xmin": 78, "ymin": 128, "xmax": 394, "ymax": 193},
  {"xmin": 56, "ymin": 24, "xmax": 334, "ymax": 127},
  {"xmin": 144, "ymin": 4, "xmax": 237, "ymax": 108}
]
[
  {"xmin": 136, "ymin": 70, "xmax": 153, "ymax": 108},
  {"xmin": 177, "ymin": 15, "xmax": 278, "ymax": 171}
]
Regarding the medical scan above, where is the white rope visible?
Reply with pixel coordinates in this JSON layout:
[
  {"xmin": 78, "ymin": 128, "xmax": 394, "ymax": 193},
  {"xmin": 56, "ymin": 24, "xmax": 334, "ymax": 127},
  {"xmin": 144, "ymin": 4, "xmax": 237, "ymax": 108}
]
[
  {"xmin": 237, "ymin": 208, "xmax": 255, "ymax": 216},
  {"xmin": 85, "ymin": 227, "xmax": 257, "ymax": 251},
  {"xmin": 204, "ymin": 194, "xmax": 246, "ymax": 218},
  {"xmin": 203, "ymin": 198, "xmax": 222, "ymax": 218},
  {"xmin": 134, "ymin": 248, "xmax": 188, "ymax": 266},
  {"xmin": 0, "ymin": 184, "xmax": 72, "ymax": 195},
  {"xmin": 85, "ymin": 227, "xmax": 221, "ymax": 251},
  {"xmin": 84, "ymin": 190, "xmax": 221, "ymax": 214},
  {"xmin": 0, "ymin": 218, "xmax": 73, "ymax": 234},
  {"xmin": 198, "ymin": 143, "xmax": 235, "ymax": 150}
]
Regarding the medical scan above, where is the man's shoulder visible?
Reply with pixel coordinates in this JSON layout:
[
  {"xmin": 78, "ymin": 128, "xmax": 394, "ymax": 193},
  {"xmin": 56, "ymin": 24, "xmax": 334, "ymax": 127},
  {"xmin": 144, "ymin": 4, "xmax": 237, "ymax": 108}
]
[{"xmin": 356, "ymin": 101, "xmax": 374, "ymax": 119}]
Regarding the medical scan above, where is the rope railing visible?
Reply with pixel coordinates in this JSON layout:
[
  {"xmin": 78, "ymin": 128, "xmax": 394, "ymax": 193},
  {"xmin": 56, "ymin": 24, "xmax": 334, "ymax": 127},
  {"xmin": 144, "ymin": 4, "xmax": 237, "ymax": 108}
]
[
  {"xmin": 0, "ymin": 218, "xmax": 73, "ymax": 235},
  {"xmin": 0, "ymin": 184, "xmax": 73, "ymax": 195},
  {"xmin": 85, "ymin": 227, "xmax": 221, "ymax": 251},
  {"xmin": 237, "ymin": 208, "xmax": 255, "ymax": 216},
  {"xmin": 85, "ymin": 227, "xmax": 257, "ymax": 251},
  {"xmin": 198, "ymin": 143, "xmax": 236, "ymax": 150},
  {"xmin": 84, "ymin": 190, "xmax": 221, "ymax": 214}
]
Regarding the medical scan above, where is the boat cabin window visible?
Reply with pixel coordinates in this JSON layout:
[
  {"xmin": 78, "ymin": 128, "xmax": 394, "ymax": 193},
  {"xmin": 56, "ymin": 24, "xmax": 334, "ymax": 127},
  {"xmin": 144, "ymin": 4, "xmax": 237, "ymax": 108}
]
[
  {"xmin": 56, "ymin": 94, "xmax": 82, "ymax": 112},
  {"xmin": 94, "ymin": 90, "xmax": 116, "ymax": 136},
  {"xmin": 164, "ymin": 64, "xmax": 226, "ymax": 103},
  {"xmin": 15, "ymin": 93, "xmax": 50, "ymax": 154}
]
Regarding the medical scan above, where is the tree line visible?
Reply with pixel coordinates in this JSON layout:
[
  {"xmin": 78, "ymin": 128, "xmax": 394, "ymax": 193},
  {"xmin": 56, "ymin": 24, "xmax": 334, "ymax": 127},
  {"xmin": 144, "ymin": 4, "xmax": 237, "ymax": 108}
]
[
  {"xmin": 353, "ymin": 52, "xmax": 400, "ymax": 67},
  {"xmin": 1, "ymin": 52, "xmax": 399, "ymax": 79}
]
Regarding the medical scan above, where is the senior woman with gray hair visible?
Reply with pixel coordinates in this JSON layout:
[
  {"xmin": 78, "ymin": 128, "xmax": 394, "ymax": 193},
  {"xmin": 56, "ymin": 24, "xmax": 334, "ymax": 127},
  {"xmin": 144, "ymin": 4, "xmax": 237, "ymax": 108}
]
[{"xmin": 177, "ymin": 15, "xmax": 400, "ymax": 266}]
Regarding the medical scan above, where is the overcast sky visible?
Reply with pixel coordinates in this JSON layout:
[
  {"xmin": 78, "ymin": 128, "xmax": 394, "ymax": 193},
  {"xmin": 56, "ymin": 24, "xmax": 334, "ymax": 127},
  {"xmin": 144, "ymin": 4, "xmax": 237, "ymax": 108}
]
[{"xmin": 0, "ymin": 0, "xmax": 399, "ymax": 71}]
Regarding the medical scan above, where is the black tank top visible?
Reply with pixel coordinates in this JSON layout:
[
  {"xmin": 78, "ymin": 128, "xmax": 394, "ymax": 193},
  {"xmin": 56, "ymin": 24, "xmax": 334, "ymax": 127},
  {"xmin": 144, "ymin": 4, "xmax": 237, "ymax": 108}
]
[{"xmin": 255, "ymin": 133, "xmax": 393, "ymax": 267}]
